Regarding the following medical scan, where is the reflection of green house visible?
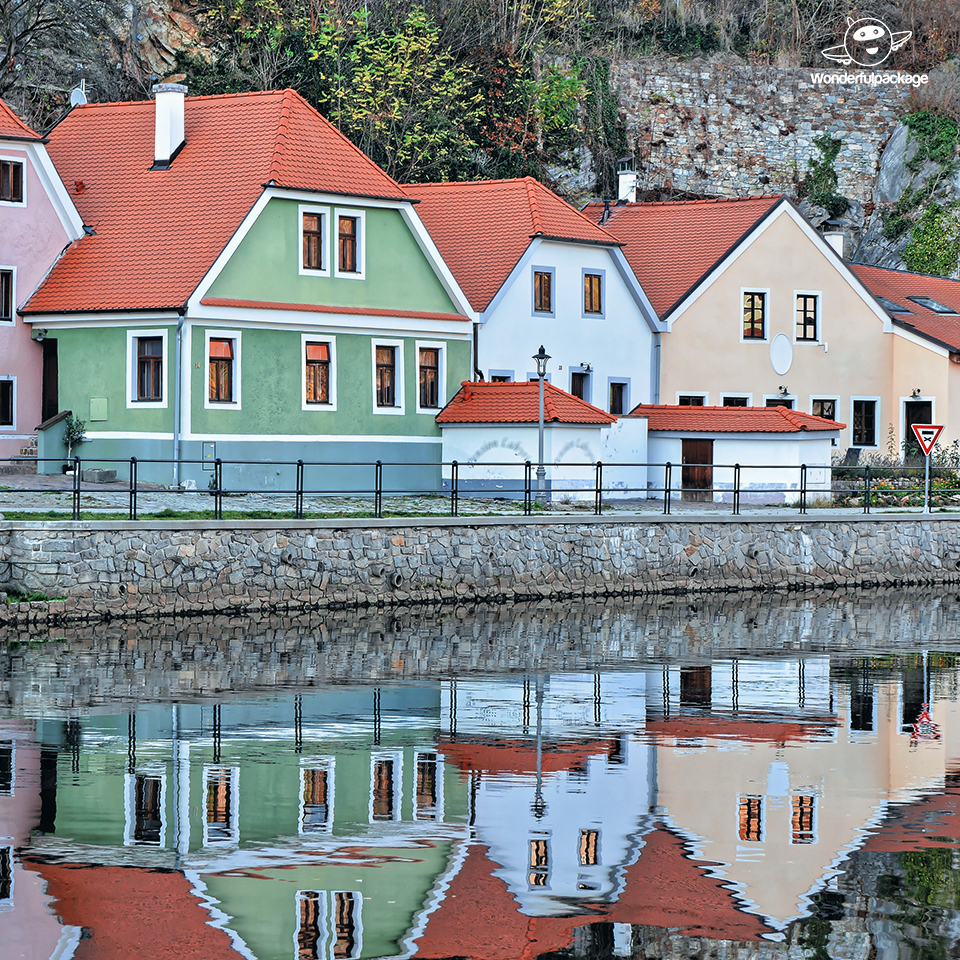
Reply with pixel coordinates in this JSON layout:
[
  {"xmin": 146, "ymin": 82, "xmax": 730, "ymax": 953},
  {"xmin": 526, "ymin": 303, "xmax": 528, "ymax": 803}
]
[{"xmin": 24, "ymin": 86, "xmax": 474, "ymax": 489}]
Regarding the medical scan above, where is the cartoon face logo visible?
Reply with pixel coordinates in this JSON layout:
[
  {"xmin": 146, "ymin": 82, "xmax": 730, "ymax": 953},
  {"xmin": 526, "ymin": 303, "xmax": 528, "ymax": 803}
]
[{"xmin": 822, "ymin": 16, "xmax": 911, "ymax": 66}]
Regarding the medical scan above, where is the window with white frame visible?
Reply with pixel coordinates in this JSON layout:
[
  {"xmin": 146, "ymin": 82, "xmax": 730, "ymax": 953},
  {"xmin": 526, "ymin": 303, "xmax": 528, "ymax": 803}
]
[
  {"xmin": 0, "ymin": 159, "xmax": 23, "ymax": 204},
  {"xmin": 334, "ymin": 209, "xmax": 365, "ymax": 279},
  {"xmin": 742, "ymin": 290, "xmax": 768, "ymax": 341},
  {"xmin": 721, "ymin": 394, "xmax": 750, "ymax": 407},
  {"xmin": 852, "ymin": 398, "xmax": 878, "ymax": 447},
  {"xmin": 678, "ymin": 393, "xmax": 707, "ymax": 406},
  {"xmin": 0, "ymin": 268, "xmax": 13, "ymax": 323},
  {"xmin": 124, "ymin": 770, "xmax": 166, "ymax": 846},
  {"xmin": 203, "ymin": 765, "xmax": 240, "ymax": 845},
  {"xmin": 0, "ymin": 378, "xmax": 13, "ymax": 428},
  {"xmin": 370, "ymin": 753, "xmax": 402, "ymax": 822},
  {"xmin": 296, "ymin": 890, "xmax": 362, "ymax": 960},
  {"xmin": 417, "ymin": 342, "xmax": 444, "ymax": 412},
  {"xmin": 372, "ymin": 340, "xmax": 404, "ymax": 414},
  {"xmin": 127, "ymin": 330, "xmax": 169, "ymax": 408},
  {"xmin": 300, "ymin": 205, "xmax": 330, "ymax": 276},
  {"xmin": 811, "ymin": 398, "xmax": 838, "ymax": 421},
  {"xmin": 299, "ymin": 759, "xmax": 335, "ymax": 835},
  {"xmin": 205, "ymin": 332, "xmax": 241, "ymax": 409},
  {"xmin": 302, "ymin": 336, "xmax": 336, "ymax": 410},
  {"xmin": 795, "ymin": 292, "xmax": 820, "ymax": 342}
]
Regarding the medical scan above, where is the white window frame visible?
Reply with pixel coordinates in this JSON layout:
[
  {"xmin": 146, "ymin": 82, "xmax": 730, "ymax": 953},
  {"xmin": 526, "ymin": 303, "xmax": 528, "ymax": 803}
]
[
  {"xmin": 0, "ymin": 155, "xmax": 26, "ymax": 208},
  {"xmin": 0, "ymin": 265, "xmax": 15, "ymax": 325},
  {"xmin": 413, "ymin": 750, "xmax": 444, "ymax": 822},
  {"xmin": 295, "ymin": 890, "xmax": 363, "ymax": 960},
  {"xmin": 204, "ymin": 330, "xmax": 242, "ymax": 410},
  {"xmin": 299, "ymin": 757, "xmax": 335, "ymax": 836},
  {"xmin": 415, "ymin": 340, "xmax": 446, "ymax": 415},
  {"xmin": 850, "ymin": 396, "xmax": 881, "ymax": 449},
  {"xmin": 793, "ymin": 290, "xmax": 822, "ymax": 344},
  {"xmin": 676, "ymin": 391, "xmax": 708, "ymax": 405},
  {"xmin": 126, "ymin": 328, "xmax": 169, "ymax": 409},
  {"xmin": 299, "ymin": 204, "xmax": 330, "ymax": 277},
  {"xmin": 123, "ymin": 768, "xmax": 167, "ymax": 847},
  {"xmin": 202, "ymin": 765, "xmax": 241, "ymax": 846},
  {"xmin": 334, "ymin": 208, "xmax": 366, "ymax": 280},
  {"xmin": 372, "ymin": 339, "xmax": 404, "ymax": 415},
  {"xmin": 369, "ymin": 751, "xmax": 403, "ymax": 823},
  {"xmin": 740, "ymin": 287, "xmax": 770, "ymax": 344},
  {"xmin": 301, "ymin": 334, "xmax": 337, "ymax": 412},
  {"xmin": 0, "ymin": 376, "xmax": 15, "ymax": 431},
  {"xmin": 809, "ymin": 395, "xmax": 841, "ymax": 421},
  {"xmin": 720, "ymin": 392, "xmax": 753, "ymax": 407}
]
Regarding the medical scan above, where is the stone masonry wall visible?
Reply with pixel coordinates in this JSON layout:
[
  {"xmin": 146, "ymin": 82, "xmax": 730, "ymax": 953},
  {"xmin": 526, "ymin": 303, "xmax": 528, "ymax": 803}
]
[
  {"xmin": 611, "ymin": 60, "xmax": 912, "ymax": 203},
  {"xmin": 1, "ymin": 515, "xmax": 959, "ymax": 625}
]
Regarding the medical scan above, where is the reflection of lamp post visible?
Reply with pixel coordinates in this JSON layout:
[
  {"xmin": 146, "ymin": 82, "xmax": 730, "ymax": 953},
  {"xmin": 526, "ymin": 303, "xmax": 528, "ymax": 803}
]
[
  {"xmin": 532, "ymin": 673, "xmax": 547, "ymax": 820},
  {"xmin": 533, "ymin": 345, "xmax": 551, "ymax": 504}
]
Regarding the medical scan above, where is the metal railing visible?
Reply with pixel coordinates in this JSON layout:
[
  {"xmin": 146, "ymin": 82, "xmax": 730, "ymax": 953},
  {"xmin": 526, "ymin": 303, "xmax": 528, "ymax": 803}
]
[{"xmin": 0, "ymin": 455, "xmax": 955, "ymax": 521}]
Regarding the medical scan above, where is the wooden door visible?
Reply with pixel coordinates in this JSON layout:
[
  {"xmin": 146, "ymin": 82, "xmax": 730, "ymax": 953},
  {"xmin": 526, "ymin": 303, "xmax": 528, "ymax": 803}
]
[
  {"xmin": 681, "ymin": 438, "xmax": 713, "ymax": 502},
  {"xmin": 904, "ymin": 401, "xmax": 933, "ymax": 461},
  {"xmin": 41, "ymin": 339, "xmax": 59, "ymax": 423}
]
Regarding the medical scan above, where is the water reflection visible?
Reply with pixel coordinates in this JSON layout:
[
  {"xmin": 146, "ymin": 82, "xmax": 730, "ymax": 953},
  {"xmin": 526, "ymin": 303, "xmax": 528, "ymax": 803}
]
[{"xmin": 3, "ymin": 591, "xmax": 960, "ymax": 959}]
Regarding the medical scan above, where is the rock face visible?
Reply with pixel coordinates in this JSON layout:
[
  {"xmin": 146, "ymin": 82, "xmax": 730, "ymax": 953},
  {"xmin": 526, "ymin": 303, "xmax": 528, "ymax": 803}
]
[{"xmin": 122, "ymin": 0, "xmax": 211, "ymax": 80}]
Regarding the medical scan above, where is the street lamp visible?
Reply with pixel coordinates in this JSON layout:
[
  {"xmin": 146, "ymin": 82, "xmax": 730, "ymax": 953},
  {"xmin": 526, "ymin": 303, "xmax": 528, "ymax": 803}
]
[{"xmin": 533, "ymin": 345, "xmax": 551, "ymax": 504}]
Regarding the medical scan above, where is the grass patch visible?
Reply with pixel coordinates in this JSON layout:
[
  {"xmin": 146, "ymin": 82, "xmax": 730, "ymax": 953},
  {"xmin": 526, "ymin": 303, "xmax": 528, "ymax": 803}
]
[{"xmin": 6, "ymin": 590, "xmax": 66, "ymax": 603}]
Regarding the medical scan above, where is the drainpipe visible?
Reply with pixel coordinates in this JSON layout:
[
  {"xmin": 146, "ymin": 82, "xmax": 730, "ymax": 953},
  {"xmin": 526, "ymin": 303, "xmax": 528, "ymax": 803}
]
[
  {"xmin": 172, "ymin": 310, "xmax": 185, "ymax": 487},
  {"xmin": 651, "ymin": 331, "xmax": 661, "ymax": 404},
  {"xmin": 472, "ymin": 322, "xmax": 484, "ymax": 381}
]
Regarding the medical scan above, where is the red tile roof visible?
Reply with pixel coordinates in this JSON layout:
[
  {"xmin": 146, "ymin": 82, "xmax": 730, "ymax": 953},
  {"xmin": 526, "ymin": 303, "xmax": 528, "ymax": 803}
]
[
  {"xmin": 438, "ymin": 736, "xmax": 619, "ymax": 775},
  {"xmin": 437, "ymin": 380, "xmax": 617, "ymax": 425},
  {"xmin": 0, "ymin": 99, "xmax": 42, "ymax": 140},
  {"xmin": 24, "ymin": 89, "xmax": 407, "ymax": 314},
  {"xmin": 406, "ymin": 178, "xmax": 622, "ymax": 312},
  {"xmin": 581, "ymin": 195, "xmax": 783, "ymax": 318},
  {"xmin": 851, "ymin": 262, "xmax": 960, "ymax": 351},
  {"xmin": 630, "ymin": 404, "xmax": 844, "ymax": 433}
]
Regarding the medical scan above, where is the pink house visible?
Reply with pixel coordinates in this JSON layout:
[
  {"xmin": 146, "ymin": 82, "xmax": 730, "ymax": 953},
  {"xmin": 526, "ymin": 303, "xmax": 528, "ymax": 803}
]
[{"xmin": 0, "ymin": 100, "xmax": 84, "ymax": 467}]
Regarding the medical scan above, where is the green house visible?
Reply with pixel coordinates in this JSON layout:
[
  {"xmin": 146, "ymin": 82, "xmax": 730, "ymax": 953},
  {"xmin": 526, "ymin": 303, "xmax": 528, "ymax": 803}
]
[{"xmin": 22, "ymin": 86, "xmax": 474, "ymax": 489}]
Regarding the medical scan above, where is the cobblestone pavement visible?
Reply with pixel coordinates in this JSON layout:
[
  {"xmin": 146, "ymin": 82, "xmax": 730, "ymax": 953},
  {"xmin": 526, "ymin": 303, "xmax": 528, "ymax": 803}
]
[{"xmin": 0, "ymin": 471, "xmax": 905, "ymax": 518}]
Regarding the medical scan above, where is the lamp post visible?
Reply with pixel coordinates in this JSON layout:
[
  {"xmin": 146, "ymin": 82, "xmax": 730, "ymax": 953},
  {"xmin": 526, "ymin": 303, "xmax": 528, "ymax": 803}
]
[{"xmin": 533, "ymin": 345, "xmax": 551, "ymax": 504}]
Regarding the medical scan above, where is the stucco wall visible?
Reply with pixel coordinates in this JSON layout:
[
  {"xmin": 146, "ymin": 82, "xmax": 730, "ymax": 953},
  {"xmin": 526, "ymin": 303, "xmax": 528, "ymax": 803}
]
[{"xmin": 2, "ymin": 514, "xmax": 959, "ymax": 622}]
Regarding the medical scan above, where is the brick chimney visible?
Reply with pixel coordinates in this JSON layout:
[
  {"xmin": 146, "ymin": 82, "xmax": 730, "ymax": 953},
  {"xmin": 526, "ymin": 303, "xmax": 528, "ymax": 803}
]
[{"xmin": 152, "ymin": 83, "xmax": 187, "ymax": 170}]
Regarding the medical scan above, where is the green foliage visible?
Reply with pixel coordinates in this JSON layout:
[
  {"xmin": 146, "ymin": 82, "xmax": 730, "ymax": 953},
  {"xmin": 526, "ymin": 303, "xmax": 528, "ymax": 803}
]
[
  {"xmin": 904, "ymin": 111, "xmax": 960, "ymax": 173},
  {"xmin": 797, "ymin": 134, "xmax": 849, "ymax": 218},
  {"xmin": 5, "ymin": 590, "xmax": 66, "ymax": 603},
  {"xmin": 575, "ymin": 56, "xmax": 627, "ymax": 197},
  {"xmin": 903, "ymin": 201, "xmax": 960, "ymax": 276},
  {"xmin": 63, "ymin": 413, "xmax": 87, "ymax": 460},
  {"xmin": 900, "ymin": 849, "xmax": 960, "ymax": 907}
]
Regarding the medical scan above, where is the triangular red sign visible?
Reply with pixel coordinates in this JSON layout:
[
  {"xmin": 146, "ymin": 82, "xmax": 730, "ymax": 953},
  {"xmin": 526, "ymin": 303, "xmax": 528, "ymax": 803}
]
[{"xmin": 912, "ymin": 423, "xmax": 944, "ymax": 456}]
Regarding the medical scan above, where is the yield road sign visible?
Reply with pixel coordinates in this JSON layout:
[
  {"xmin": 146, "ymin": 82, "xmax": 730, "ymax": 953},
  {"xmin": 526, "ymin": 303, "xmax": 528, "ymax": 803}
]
[{"xmin": 912, "ymin": 423, "xmax": 944, "ymax": 457}]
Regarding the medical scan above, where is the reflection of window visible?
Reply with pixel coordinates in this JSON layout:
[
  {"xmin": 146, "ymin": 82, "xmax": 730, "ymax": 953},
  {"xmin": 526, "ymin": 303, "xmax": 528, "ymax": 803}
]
[
  {"xmin": 208, "ymin": 338, "xmax": 234, "ymax": 403},
  {"xmin": 791, "ymin": 795, "xmax": 816, "ymax": 844},
  {"xmin": 333, "ymin": 891, "xmax": 360, "ymax": 958},
  {"xmin": 529, "ymin": 838, "xmax": 550, "ymax": 887},
  {"xmin": 375, "ymin": 346, "xmax": 396, "ymax": 408},
  {"xmin": 415, "ymin": 753, "xmax": 439, "ymax": 820},
  {"xmin": 419, "ymin": 348, "xmax": 439, "ymax": 409},
  {"xmin": 743, "ymin": 291, "xmax": 766, "ymax": 339},
  {"xmin": 305, "ymin": 342, "xmax": 331, "ymax": 405},
  {"xmin": 0, "ymin": 846, "xmax": 11, "ymax": 905},
  {"xmin": 0, "ymin": 741, "xmax": 12, "ymax": 794},
  {"xmin": 0, "ymin": 160, "xmax": 23, "ymax": 203},
  {"xmin": 300, "ymin": 762, "xmax": 334, "ymax": 834},
  {"xmin": 134, "ymin": 775, "xmax": 163, "ymax": 844},
  {"xmin": 850, "ymin": 685, "xmax": 874, "ymax": 732},
  {"xmin": 371, "ymin": 757, "xmax": 399, "ymax": 821},
  {"xmin": 738, "ymin": 795, "xmax": 763, "ymax": 842},
  {"xmin": 204, "ymin": 767, "xmax": 239, "ymax": 844},
  {"xmin": 579, "ymin": 829, "xmax": 599, "ymax": 866},
  {"xmin": 137, "ymin": 337, "xmax": 163, "ymax": 401},
  {"xmin": 296, "ymin": 890, "xmax": 362, "ymax": 960}
]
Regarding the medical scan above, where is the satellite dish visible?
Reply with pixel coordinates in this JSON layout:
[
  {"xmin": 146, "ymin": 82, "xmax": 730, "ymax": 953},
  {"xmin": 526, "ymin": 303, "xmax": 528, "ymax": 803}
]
[{"xmin": 70, "ymin": 86, "xmax": 87, "ymax": 107}]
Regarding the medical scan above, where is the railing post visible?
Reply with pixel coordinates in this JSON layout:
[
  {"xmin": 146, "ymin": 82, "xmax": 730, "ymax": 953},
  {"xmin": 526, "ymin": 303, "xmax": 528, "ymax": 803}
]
[
  {"xmin": 451, "ymin": 460, "xmax": 459, "ymax": 517},
  {"xmin": 295, "ymin": 459, "xmax": 304, "ymax": 520},
  {"xmin": 524, "ymin": 461, "xmax": 532, "ymax": 516},
  {"xmin": 733, "ymin": 463, "xmax": 741, "ymax": 516},
  {"xmin": 214, "ymin": 458, "xmax": 223, "ymax": 521},
  {"xmin": 129, "ymin": 457, "xmax": 138, "ymax": 521},
  {"xmin": 863, "ymin": 464, "xmax": 871, "ymax": 515},
  {"xmin": 664, "ymin": 462, "xmax": 672, "ymax": 516},
  {"xmin": 800, "ymin": 463, "xmax": 808, "ymax": 515},
  {"xmin": 375, "ymin": 460, "xmax": 383, "ymax": 519},
  {"xmin": 594, "ymin": 461, "xmax": 603, "ymax": 516},
  {"xmin": 72, "ymin": 457, "xmax": 81, "ymax": 520}
]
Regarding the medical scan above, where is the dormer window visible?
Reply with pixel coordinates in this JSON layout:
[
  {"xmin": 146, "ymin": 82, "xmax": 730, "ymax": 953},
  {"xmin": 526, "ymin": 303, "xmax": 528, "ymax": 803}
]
[
  {"xmin": 907, "ymin": 296, "xmax": 957, "ymax": 315},
  {"xmin": 875, "ymin": 295, "xmax": 911, "ymax": 314},
  {"xmin": 0, "ymin": 161, "xmax": 23, "ymax": 203}
]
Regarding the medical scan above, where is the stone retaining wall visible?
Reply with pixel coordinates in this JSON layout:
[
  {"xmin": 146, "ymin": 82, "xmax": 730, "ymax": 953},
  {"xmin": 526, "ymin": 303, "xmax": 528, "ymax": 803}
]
[{"xmin": 1, "ymin": 514, "xmax": 959, "ymax": 624}]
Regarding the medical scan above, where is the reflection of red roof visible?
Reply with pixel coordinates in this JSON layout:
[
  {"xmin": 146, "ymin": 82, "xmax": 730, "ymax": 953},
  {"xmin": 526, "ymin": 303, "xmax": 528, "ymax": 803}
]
[
  {"xmin": 851, "ymin": 262, "xmax": 960, "ymax": 351},
  {"xmin": 860, "ymin": 782, "xmax": 960, "ymax": 853},
  {"xmin": 24, "ymin": 861, "xmax": 240, "ymax": 959},
  {"xmin": 629, "ymin": 404, "xmax": 844, "ymax": 433},
  {"xmin": 581, "ymin": 196, "xmax": 783, "ymax": 318},
  {"xmin": 0, "ymin": 99, "xmax": 42, "ymax": 140},
  {"xmin": 646, "ymin": 714, "xmax": 839, "ymax": 744},
  {"xmin": 438, "ymin": 736, "xmax": 617, "ymax": 775},
  {"xmin": 25, "ymin": 89, "xmax": 405, "ymax": 314},
  {"xmin": 437, "ymin": 380, "xmax": 617, "ymax": 426},
  {"xmin": 407, "ymin": 178, "xmax": 621, "ymax": 312},
  {"xmin": 414, "ymin": 830, "xmax": 770, "ymax": 959}
]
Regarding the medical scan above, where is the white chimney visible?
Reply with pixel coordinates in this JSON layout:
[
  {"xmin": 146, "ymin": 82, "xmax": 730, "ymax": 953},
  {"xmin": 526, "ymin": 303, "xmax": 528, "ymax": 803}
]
[
  {"xmin": 617, "ymin": 157, "xmax": 637, "ymax": 204},
  {"xmin": 153, "ymin": 83, "xmax": 187, "ymax": 169},
  {"xmin": 823, "ymin": 230, "xmax": 844, "ymax": 258}
]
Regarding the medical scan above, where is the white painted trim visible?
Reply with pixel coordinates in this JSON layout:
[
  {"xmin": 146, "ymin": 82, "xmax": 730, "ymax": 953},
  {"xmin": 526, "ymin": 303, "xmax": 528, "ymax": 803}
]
[
  {"xmin": 0, "ymin": 264, "xmax": 15, "ymax": 323},
  {"xmin": 333, "ymin": 207, "xmax": 365, "ymax": 280},
  {"xmin": 483, "ymin": 236, "xmax": 541, "ymax": 319},
  {"xmin": 23, "ymin": 312, "xmax": 181, "ymax": 328},
  {"xmin": 23, "ymin": 142, "xmax": 85, "ymax": 239},
  {"xmin": 85, "ymin": 431, "xmax": 173, "ymax": 440},
  {"xmin": 204, "ymin": 329, "xmax": 242, "ymax": 411},
  {"xmin": 675, "ymin": 391, "xmax": 709, "ymax": 405},
  {"xmin": 0, "ymin": 153, "xmax": 26, "ymax": 208},
  {"xmin": 740, "ymin": 287, "xmax": 770, "ymax": 344},
  {"xmin": 126, "ymin": 328, "xmax": 170, "ymax": 409},
  {"xmin": 415, "ymin": 339, "xmax": 446, "ymax": 415},
  {"xmin": 372, "ymin": 338, "xmax": 405, "ymax": 415},
  {"xmin": 0, "ymin": 374, "xmax": 15, "ymax": 430},
  {"xmin": 891, "ymin": 322, "xmax": 951, "ymax": 357},
  {"xmin": 792, "ymin": 289, "xmax": 822, "ymax": 345},
  {"xmin": 301, "ymin": 333, "xmax": 338, "ymax": 412},
  {"xmin": 84, "ymin": 429, "xmax": 442, "ymax": 444},
  {"xmin": 849, "ymin": 395, "xmax": 882, "ymax": 449},
  {"xmin": 298, "ymin": 204, "xmax": 330, "ymax": 277}
]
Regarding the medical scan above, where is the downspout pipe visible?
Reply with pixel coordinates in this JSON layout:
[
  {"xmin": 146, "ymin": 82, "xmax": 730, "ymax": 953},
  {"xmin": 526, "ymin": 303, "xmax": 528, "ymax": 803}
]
[
  {"xmin": 472, "ymin": 321, "xmax": 484, "ymax": 381},
  {"xmin": 172, "ymin": 310, "xmax": 185, "ymax": 487},
  {"xmin": 651, "ymin": 331, "xmax": 661, "ymax": 404}
]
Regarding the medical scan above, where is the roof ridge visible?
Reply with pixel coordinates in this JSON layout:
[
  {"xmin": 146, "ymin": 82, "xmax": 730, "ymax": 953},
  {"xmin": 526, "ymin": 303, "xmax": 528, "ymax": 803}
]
[
  {"xmin": 853, "ymin": 260, "xmax": 960, "ymax": 283},
  {"xmin": 613, "ymin": 194, "xmax": 783, "ymax": 210},
  {"xmin": 269, "ymin": 88, "xmax": 296, "ymax": 183},
  {"xmin": 523, "ymin": 177, "xmax": 544, "ymax": 235}
]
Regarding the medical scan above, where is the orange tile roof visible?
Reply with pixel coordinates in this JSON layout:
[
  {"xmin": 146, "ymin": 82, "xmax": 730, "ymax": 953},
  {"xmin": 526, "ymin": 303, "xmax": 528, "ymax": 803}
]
[
  {"xmin": 630, "ymin": 404, "xmax": 844, "ymax": 432},
  {"xmin": 438, "ymin": 736, "xmax": 619, "ymax": 775},
  {"xmin": 25, "ymin": 89, "xmax": 407, "ymax": 314},
  {"xmin": 406, "ymin": 178, "xmax": 622, "ymax": 312},
  {"xmin": 437, "ymin": 380, "xmax": 617, "ymax": 425},
  {"xmin": 0, "ymin": 99, "xmax": 42, "ymax": 140},
  {"xmin": 851, "ymin": 262, "xmax": 960, "ymax": 351},
  {"xmin": 582, "ymin": 195, "xmax": 784, "ymax": 318}
]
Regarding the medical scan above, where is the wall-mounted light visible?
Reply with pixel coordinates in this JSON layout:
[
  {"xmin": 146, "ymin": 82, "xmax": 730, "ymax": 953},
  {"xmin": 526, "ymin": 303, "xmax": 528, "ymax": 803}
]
[
  {"xmin": 580, "ymin": 363, "xmax": 592, "ymax": 372},
  {"xmin": 31, "ymin": 328, "xmax": 47, "ymax": 342},
  {"xmin": 778, "ymin": 385, "xmax": 789, "ymax": 396},
  {"xmin": 912, "ymin": 388, "xmax": 922, "ymax": 398}
]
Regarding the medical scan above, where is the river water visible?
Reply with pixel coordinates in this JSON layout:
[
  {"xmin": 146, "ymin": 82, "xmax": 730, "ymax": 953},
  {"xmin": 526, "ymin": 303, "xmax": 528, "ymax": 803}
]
[{"xmin": 4, "ymin": 589, "xmax": 960, "ymax": 960}]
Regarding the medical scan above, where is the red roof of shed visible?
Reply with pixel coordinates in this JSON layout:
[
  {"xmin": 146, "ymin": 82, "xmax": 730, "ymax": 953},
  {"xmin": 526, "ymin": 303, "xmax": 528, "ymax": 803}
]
[
  {"xmin": 407, "ymin": 178, "xmax": 621, "ymax": 312},
  {"xmin": 0, "ymin": 99, "xmax": 42, "ymax": 140},
  {"xmin": 630, "ymin": 404, "xmax": 844, "ymax": 433},
  {"xmin": 581, "ymin": 195, "xmax": 783, "ymax": 319},
  {"xmin": 25, "ymin": 89, "xmax": 406, "ymax": 314},
  {"xmin": 437, "ymin": 380, "xmax": 617, "ymax": 425}
]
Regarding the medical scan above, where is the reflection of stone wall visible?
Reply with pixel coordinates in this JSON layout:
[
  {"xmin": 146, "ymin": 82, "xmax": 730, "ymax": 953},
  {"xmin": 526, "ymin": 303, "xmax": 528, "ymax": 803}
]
[
  {"xmin": 2, "ymin": 515, "xmax": 960, "ymax": 623},
  {"xmin": 4, "ymin": 589, "xmax": 960, "ymax": 713},
  {"xmin": 611, "ymin": 60, "xmax": 911, "ymax": 202}
]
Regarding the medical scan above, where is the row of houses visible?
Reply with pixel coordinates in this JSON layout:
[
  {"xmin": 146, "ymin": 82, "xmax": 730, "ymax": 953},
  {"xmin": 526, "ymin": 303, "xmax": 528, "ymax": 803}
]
[{"xmin": 2, "ymin": 84, "xmax": 960, "ymax": 493}]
